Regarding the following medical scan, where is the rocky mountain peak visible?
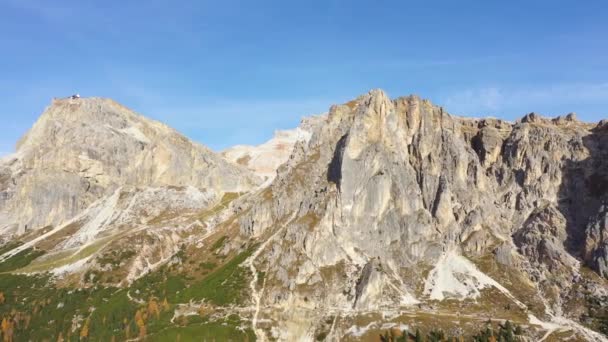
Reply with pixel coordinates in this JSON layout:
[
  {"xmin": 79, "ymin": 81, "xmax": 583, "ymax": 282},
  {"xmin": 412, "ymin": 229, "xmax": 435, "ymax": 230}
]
[
  {"xmin": 1, "ymin": 96, "xmax": 260, "ymax": 237},
  {"xmin": 1, "ymin": 90, "xmax": 607, "ymax": 341},
  {"xmin": 222, "ymin": 114, "xmax": 326, "ymax": 180},
  {"xmin": 18, "ymin": 97, "xmax": 179, "ymax": 152},
  {"xmin": 225, "ymin": 89, "xmax": 608, "ymax": 340}
]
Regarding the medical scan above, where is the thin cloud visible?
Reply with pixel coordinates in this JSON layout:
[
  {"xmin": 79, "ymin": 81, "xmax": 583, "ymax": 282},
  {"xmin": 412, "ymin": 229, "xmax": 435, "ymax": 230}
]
[
  {"xmin": 440, "ymin": 82, "xmax": 608, "ymax": 119},
  {"xmin": 443, "ymin": 87, "xmax": 503, "ymax": 115}
]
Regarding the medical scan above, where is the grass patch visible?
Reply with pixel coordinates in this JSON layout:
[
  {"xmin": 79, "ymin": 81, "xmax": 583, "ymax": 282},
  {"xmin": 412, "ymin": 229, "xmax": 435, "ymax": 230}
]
[
  {"xmin": 148, "ymin": 316, "xmax": 255, "ymax": 341},
  {"xmin": 0, "ymin": 235, "xmax": 257, "ymax": 341},
  {"xmin": 97, "ymin": 248, "xmax": 137, "ymax": 269},
  {"xmin": 0, "ymin": 241, "xmax": 23, "ymax": 255},
  {"xmin": 20, "ymin": 237, "xmax": 111, "ymax": 273},
  {"xmin": 211, "ymin": 235, "xmax": 228, "ymax": 251},
  {"xmin": 199, "ymin": 261, "xmax": 217, "ymax": 271},
  {"xmin": 197, "ymin": 192, "xmax": 243, "ymax": 222},
  {"xmin": 175, "ymin": 247, "xmax": 254, "ymax": 306},
  {"xmin": 0, "ymin": 247, "xmax": 45, "ymax": 272},
  {"xmin": 0, "ymin": 273, "xmax": 138, "ymax": 341}
]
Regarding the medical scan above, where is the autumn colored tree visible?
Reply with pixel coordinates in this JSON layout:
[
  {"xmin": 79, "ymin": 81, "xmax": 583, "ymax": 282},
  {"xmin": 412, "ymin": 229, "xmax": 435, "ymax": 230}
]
[
  {"xmin": 0, "ymin": 292, "xmax": 5, "ymax": 305},
  {"xmin": 79, "ymin": 317, "xmax": 90, "ymax": 340},
  {"xmin": 162, "ymin": 298, "xmax": 170, "ymax": 311},
  {"xmin": 1, "ymin": 317, "xmax": 13, "ymax": 342},
  {"xmin": 123, "ymin": 318, "xmax": 130, "ymax": 340},
  {"xmin": 148, "ymin": 297, "xmax": 160, "ymax": 319},
  {"xmin": 135, "ymin": 309, "xmax": 146, "ymax": 339}
]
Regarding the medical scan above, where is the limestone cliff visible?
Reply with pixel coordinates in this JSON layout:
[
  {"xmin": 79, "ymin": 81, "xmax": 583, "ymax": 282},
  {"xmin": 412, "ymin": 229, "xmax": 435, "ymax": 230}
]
[
  {"xmin": 221, "ymin": 115, "xmax": 325, "ymax": 181},
  {"xmin": 0, "ymin": 97, "xmax": 260, "ymax": 237},
  {"xmin": 235, "ymin": 90, "xmax": 608, "ymax": 340},
  {"xmin": 1, "ymin": 91, "xmax": 607, "ymax": 341}
]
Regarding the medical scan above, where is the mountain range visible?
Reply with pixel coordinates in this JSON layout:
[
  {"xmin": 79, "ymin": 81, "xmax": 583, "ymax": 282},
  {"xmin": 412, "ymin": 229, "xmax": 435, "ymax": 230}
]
[{"xmin": 0, "ymin": 90, "xmax": 607, "ymax": 341}]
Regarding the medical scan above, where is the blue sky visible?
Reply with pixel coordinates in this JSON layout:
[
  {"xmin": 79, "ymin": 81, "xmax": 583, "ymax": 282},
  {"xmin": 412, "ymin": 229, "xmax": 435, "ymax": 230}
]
[{"xmin": 1, "ymin": 0, "xmax": 607, "ymax": 155}]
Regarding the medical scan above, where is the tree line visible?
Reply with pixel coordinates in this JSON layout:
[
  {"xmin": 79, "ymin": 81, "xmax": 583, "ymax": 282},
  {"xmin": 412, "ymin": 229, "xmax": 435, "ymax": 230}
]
[{"xmin": 380, "ymin": 320, "xmax": 524, "ymax": 342}]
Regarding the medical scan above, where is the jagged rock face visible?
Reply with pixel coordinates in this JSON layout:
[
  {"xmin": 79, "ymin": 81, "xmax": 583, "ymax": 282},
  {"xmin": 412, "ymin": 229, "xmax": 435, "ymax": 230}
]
[
  {"xmin": 2, "ymin": 185, "xmax": 216, "ymax": 281},
  {"xmin": 586, "ymin": 204, "xmax": 608, "ymax": 278},
  {"xmin": 513, "ymin": 205, "xmax": 579, "ymax": 276},
  {"xmin": 234, "ymin": 90, "xmax": 608, "ymax": 338},
  {"xmin": 1, "ymin": 90, "xmax": 607, "ymax": 340},
  {"xmin": 0, "ymin": 98, "xmax": 260, "ymax": 236},
  {"xmin": 221, "ymin": 115, "xmax": 325, "ymax": 180}
]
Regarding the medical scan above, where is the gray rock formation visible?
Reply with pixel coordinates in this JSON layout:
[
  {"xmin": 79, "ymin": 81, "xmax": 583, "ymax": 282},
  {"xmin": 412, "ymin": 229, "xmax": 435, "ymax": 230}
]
[
  {"xmin": 586, "ymin": 204, "xmax": 608, "ymax": 278},
  {"xmin": 0, "ymin": 97, "xmax": 260, "ymax": 237},
  {"xmin": 232, "ymin": 89, "xmax": 608, "ymax": 340},
  {"xmin": 1, "ymin": 90, "xmax": 607, "ymax": 341},
  {"xmin": 221, "ymin": 115, "xmax": 325, "ymax": 181}
]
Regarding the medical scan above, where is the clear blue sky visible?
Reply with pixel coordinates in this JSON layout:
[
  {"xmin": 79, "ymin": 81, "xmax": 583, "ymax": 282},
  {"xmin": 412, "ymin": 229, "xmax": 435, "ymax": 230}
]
[{"xmin": 1, "ymin": 0, "xmax": 607, "ymax": 155}]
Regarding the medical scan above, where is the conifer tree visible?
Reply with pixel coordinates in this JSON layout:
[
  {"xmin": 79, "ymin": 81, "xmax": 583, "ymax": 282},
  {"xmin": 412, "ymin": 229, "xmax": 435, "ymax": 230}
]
[
  {"xmin": 400, "ymin": 329, "xmax": 409, "ymax": 342},
  {"xmin": 415, "ymin": 328, "xmax": 423, "ymax": 342},
  {"xmin": 514, "ymin": 325, "xmax": 523, "ymax": 335}
]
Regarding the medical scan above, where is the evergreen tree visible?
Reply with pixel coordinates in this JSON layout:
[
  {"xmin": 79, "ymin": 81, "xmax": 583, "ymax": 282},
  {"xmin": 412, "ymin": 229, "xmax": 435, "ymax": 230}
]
[
  {"xmin": 399, "ymin": 329, "xmax": 409, "ymax": 342},
  {"xmin": 415, "ymin": 328, "xmax": 423, "ymax": 342},
  {"xmin": 502, "ymin": 320, "xmax": 514, "ymax": 342},
  {"xmin": 429, "ymin": 329, "xmax": 445, "ymax": 342},
  {"xmin": 514, "ymin": 325, "xmax": 523, "ymax": 335}
]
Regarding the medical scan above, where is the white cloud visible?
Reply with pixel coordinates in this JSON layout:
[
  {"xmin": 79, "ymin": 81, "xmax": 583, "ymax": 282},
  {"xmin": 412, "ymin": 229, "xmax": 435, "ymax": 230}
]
[{"xmin": 443, "ymin": 87, "xmax": 503, "ymax": 115}]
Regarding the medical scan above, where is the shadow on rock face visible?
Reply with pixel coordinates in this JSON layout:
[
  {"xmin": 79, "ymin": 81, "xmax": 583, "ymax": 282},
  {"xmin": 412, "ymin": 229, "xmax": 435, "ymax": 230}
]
[
  {"xmin": 558, "ymin": 122, "xmax": 608, "ymax": 277},
  {"xmin": 327, "ymin": 134, "xmax": 348, "ymax": 190}
]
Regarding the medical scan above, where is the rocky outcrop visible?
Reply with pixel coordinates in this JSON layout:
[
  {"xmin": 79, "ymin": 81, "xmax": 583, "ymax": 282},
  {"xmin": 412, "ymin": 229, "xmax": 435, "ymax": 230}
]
[
  {"xmin": 229, "ymin": 89, "xmax": 608, "ymax": 339},
  {"xmin": 513, "ymin": 205, "xmax": 579, "ymax": 275},
  {"xmin": 1, "ymin": 90, "xmax": 607, "ymax": 340},
  {"xmin": 222, "ymin": 115, "xmax": 325, "ymax": 180},
  {"xmin": 0, "ymin": 97, "xmax": 260, "ymax": 237},
  {"xmin": 585, "ymin": 204, "xmax": 608, "ymax": 277}
]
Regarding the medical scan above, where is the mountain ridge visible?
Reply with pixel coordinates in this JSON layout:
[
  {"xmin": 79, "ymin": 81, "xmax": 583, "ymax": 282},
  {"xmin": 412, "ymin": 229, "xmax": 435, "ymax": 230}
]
[
  {"xmin": 229, "ymin": 89, "xmax": 608, "ymax": 340},
  {"xmin": 0, "ymin": 96, "xmax": 260, "ymax": 238},
  {"xmin": 0, "ymin": 90, "xmax": 607, "ymax": 341}
]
